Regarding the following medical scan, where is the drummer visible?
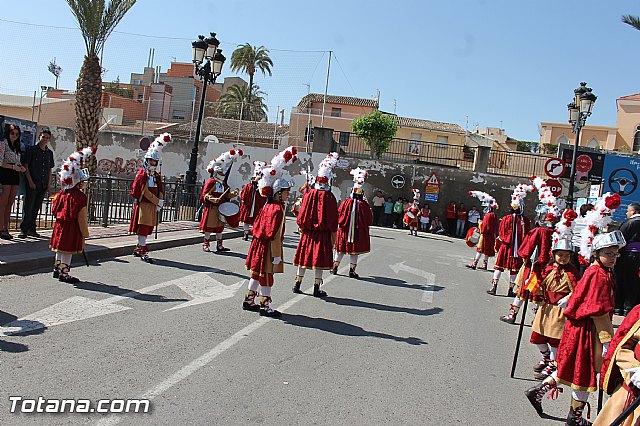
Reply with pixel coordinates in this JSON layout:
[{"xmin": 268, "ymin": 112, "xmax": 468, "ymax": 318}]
[
  {"xmin": 199, "ymin": 149, "xmax": 242, "ymax": 252},
  {"xmin": 403, "ymin": 189, "xmax": 421, "ymax": 236}
]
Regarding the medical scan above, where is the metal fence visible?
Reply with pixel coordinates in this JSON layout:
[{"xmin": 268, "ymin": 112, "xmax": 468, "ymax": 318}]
[
  {"xmin": 8, "ymin": 175, "xmax": 204, "ymax": 231},
  {"xmin": 334, "ymin": 132, "xmax": 476, "ymax": 170},
  {"xmin": 487, "ymin": 150, "xmax": 552, "ymax": 178}
]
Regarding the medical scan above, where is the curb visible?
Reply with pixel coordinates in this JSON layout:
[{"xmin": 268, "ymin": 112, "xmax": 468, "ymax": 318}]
[{"xmin": 1, "ymin": 230, "xmax": 244, "ymax": 276}]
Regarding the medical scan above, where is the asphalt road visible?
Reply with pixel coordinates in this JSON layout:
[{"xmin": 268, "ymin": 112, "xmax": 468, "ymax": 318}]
[{"xmin": 1, "ymin": 221, "xmax": 592, "ymax": 425}]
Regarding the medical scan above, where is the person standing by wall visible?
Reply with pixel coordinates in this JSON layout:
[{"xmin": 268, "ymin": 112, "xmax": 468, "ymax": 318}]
[
  {"xmin": 615, "ymin": 202, "xmax": 640, "ymax": 316},
  {"xmin": 0, "ymin": 124, "xmax": 26, "ymax": 240},
  {"xmin": 371, "ymin": 190, "xmax": 385, "ymax": 227},
  {"xmin": 18, "ymin": 129, "xmax": 55, "ymax": 238},
  {"xmin": 383, "ymin": 196, "xmax": 394, "ymax": 227},
  {"xmin": 456, "ymin": 202, "xmax": 467, "ymax": 237},
  {"xmin": 392, "ymin": 197, "xmax": 403, "ymax": 229},
  {"xmin": 420, "ymin": 203, "xmax": 430, "ymax": 232},
  {"xmin": 466, "ymin": 205, "xmax": 480, "ymax": 235},
  {"xmin": 446, "ymin": 201, "xmax": 456, "ymax": 236}
]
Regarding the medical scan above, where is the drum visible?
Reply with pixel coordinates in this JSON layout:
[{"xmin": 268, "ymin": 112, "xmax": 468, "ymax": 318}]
[
  {"xmin": 406, "ymin": 211, "xmax": 416, "ymax": 220},
  {"xmin": 219, "ymin": 202, "xmax": 241, "ymax": 228},
  {"xmin": 466, "ymin": 227, "xmax": 480, "ymax": 247}
]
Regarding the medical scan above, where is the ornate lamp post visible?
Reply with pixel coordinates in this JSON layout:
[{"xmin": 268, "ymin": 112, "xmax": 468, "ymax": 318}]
[
  {"xmin": 566, "ymin": 82, "xmax": 597, "ymax": 209},
  {"xmin": 185, "ymin": 33, "xmax": 226, "ymax": 186}
]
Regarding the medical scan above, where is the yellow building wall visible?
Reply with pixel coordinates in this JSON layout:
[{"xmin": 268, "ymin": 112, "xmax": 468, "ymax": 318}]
[{"xmin": 615, "ymin": 101, "xmax": 640, "ymax": 151}]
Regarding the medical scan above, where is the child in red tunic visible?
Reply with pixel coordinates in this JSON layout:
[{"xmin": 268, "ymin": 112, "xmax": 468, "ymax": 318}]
[
  {"xmin": 466, "ymin": 191, "xmax": 498, "ymax": 270},
  {"xmin": 242, "ymin": 147, "xmax": 297, "ymax": 317},
  {"xmin": 293, "ymin": 153, "xmax": 339, "ymax": 297},
  {"xmin": 199, "ymin": 149, "xmax": 242, "ymax": 252},
  {"xmin": 487, "ymin": 183, "xmax": 533, "ymax": 296},
  {"xmin": 239, "ymin": 161, "xmax": 267, "ymax": 241},
  {"xmin": 129, "ymin": 133, "xmax": 170, "ymax": 263},
  {"xmin": 332, "ymin": 168, "xmax": 372, "ymax": 279},
  {"xmin": 50, "ymin": 146, "xmax": 96, "ymax": 283},
  {"xmin": 526, "ymin": 228, "xmax": 626, "ymax": 425},
  {"xmin": 403, "ymin": 189, "xmax": 421, "ymax": 236}
]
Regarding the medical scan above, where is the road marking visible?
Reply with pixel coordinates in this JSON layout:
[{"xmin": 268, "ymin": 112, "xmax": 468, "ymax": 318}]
[
  {"xmin": 435, "ymin": 261, "xmax": 451, "ymax": 266},
  {"xmin": 165, "ymin": 277, "xmax": 245, "ymax": 311},
  {"xmin": 389, "ymin": 261, "xmax": 436, "ymax": 303},
  {"xmin": 94, "ymin": 253, "xmax": 371, "ymax": 426},
  {"xmin": 0, "ymin": 273, "xmax": 245, "ymax": 335},
  {"xmin": 0, "ymin": 296, "xmax": 131, "ymax": 336}
]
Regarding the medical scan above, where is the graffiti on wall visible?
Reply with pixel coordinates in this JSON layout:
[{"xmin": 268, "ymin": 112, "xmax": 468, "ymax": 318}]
[{"xmin": 98, "ymin": 157, "xmax": 144, "ymax": 175}]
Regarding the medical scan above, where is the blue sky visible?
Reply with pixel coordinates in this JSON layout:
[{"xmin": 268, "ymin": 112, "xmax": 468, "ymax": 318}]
[{"xmin": 2, "ymin": 0, "xmax": 640, "ymax": 142}]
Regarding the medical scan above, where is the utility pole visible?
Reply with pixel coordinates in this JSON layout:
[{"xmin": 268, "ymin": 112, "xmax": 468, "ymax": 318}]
[{"xmin": 321, "ymin": 51, "xmax": 332, "ymax": 127}]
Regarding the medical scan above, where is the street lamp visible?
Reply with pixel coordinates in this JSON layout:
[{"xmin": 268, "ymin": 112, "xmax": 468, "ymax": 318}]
[
  {"xmin": 565, "ymin": 82, "xmax": 597, "ymax": 209},
  {"xmin": 185, "ymin": 33, "xmax": 226, "ymax": 186}
]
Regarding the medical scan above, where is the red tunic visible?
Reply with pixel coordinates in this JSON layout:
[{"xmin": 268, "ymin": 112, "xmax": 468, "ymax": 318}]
[
  {"xmin": 515, "ymin": 226, "xmax": 555, "ymax": 297},
  {"xmin": 199, "ymin": 178, "xmax": 229, "ymax": 233},
  {"xmin": 494, "ymin": 213, "xmax": 531, "ymax": 272},
  {"xmin": 129, "ymin": 168, "xmax": 163, "ymax": 236},
  {"xmin": 335, "ymin": 198, "xmax": 372, "ymax": 255},
  {"xmin": 50, "ymin": 187, "xmax": 87, "ymax": 254},
  {"xmin": 404, "ymin": 204, "xmax": 420, "ymax": 227},
  {"xmin": 245, "ymin": 202, "xmax": 285, "ymax": 278},
  {"xmin": 556, "ymin": 262, "xmax": 615, "ymax": 392},
  {"xmin": 601, "ymin": 305, "xmax": 640, "ymax": 395},
  {"xmin": 239, "ymin": 182, "xmax": 266, "ymax": 225},
  {"xmin": 293, "ymin": 188, "xmax": 338, "ymax": 269},
  {"xmin": 477, "ymin": 211, "xmax": 498, "ymax": 256}
]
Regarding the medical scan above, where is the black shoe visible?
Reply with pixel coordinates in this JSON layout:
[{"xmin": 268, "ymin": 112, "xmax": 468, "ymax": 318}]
[
  {"xmin": 242, "ymin": 301, "xmax": 260, "ymax": 312},
  {"xmin": 292, "ymin": 282, "xmax": 302, "ymax": 294},
  {"xmin": 507, "ymin": 288, "xmax": 516, "ymax": 298},
  {"xmin": 53, "ymin": 270, "xmax": 60, "ymax": 279},
  {"xmin": 331, "ymin": 266, "xmax": 338, "ymax": 275},
  {"xmin": 17, "ymin": 232, "xmax": 27, "ymax": 239},
  {"xmin": 614, "ymin": 308, "xmax": 624, "ymax": 316},
  {"xmin": 349, "ymin": 269, "xmax": 359, "ymax": 279},
  {"xmin": 313, "ymin": 285, "xmax": 327, "ymax": 298},
  {"xmin": 259, "ymin": 307, "xmax": 282, "ymax": 317},
  {"xmin": 27, "ymin": 230, "xmax": 41, "ymax": 237},
  {"xmin": 216, "ymin": 246, "xmax": 230, "ymax": 252},
  {"xmin": 524, "ymin": 387, "xmax": 544, "ymax": 416},
  {"xmin": 59, "ymin": 274, "xmax": 80, "ymax": 284}
]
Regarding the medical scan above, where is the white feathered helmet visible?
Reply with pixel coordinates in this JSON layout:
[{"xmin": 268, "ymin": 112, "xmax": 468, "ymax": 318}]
[
  {"xmin": 258, "ymin": 146, "xmax": 298, "ymax": 197},
  {"xmin": 510, "ymin": 183, "xmax": 534, "ymax": 211},
  {"xmin": 207, "ymin": 148, "xmax": 244, "ymax": 176},
  {"xmin": 412, "ymin": 188, "xmax": 420, "ymax": 202},
  {"xmin": 252, "ymin": 161, "xmax": 267, "ymax": 179},
  {"xmin": 145, "ymin": 132, "xmax": 171, "ymax": 161},
  {"xmin": 531, "ymin": 176, "xmax": 560, "ymax": 223},
  {"xmin": 552, "ymin": 208, "xmax": 578, "ymax": 252},
  {"xmin": 468, "ymin": 190, "xmax": 498, "ymax": 210},
  {"xmin": 578, "ymin": 192, "xmax": 623, "ymax": 264},
  {"xmin": 315, "ymin": 152, "xmax": 339, "ymax": 189},
  {"xmin": 350, "ymin": 167, "xmax": 367, "ymax": 197},
  {"xmin": 59, "ymin": 146, "xmax": 97, "ymax": 190}
]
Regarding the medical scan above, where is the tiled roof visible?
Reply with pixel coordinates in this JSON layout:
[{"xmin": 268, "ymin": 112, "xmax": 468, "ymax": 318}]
[
  {"xmin": 158, "ymin": 116, "xmax": 289, "ymax": 140},
  {"xmin": 397, "ymin": 116, "xmax": 465, "ymax": 134},
  {"xmin": 297, "ymin": 93, "xmax": 378, "ymax": 109},
  {"xmin": 0, "ymin": 94, "xmax": 72, "ymax": 108},
  {"xmin": 618, "ymin": 93, "xmax": 640, "ymax": 101}
]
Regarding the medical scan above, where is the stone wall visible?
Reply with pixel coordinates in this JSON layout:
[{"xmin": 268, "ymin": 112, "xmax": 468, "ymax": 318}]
[{"xmin": 45, "ymin": 125, "xmax": 538, "ymax": 219}]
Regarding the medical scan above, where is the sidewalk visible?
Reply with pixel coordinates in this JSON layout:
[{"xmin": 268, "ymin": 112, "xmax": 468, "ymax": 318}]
[{"xmin": 0, "ymin": 221, "xmax": 243, "ymax": 276}]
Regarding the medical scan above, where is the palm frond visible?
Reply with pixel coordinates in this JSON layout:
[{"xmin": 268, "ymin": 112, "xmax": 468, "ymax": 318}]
[{"xmin": 622, "ymin": 14, "xmax": 640, "ymax": 31}]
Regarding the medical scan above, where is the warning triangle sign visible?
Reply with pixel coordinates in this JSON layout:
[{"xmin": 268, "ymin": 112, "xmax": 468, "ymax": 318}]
[{"xmin": 426, "ymin": 172, "xmax": 440, "ymax": 186}]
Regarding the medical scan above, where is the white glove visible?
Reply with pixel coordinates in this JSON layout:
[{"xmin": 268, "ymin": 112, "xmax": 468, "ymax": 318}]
[
  {"xmin": 158, "ymin": 199, "xmax": 165, "ymax": 208},
  {"xmin": 602, "ymin": 342, "xmax": 610, "ymax": 358},
  {"xmin": 626, "ymin": 367, "xmax": 640, "ymax": 388},
  {"xmin": 557, "ymin": 296, "xmax": 570, "ymax": 309},
  {"xmin": 272, "ymin": 256, "xmax": 282, "ymax": 265}
]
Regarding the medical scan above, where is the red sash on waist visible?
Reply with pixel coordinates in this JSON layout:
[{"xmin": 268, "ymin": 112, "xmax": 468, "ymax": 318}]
[{"xmin": 544, "ymin": 290, "xmax": 569, "ymax": 305}]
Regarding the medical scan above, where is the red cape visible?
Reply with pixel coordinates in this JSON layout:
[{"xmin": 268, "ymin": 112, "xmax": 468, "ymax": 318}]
[{"xmin": 601, "ymin": 305, "xmax": 640, "ymax": 395}]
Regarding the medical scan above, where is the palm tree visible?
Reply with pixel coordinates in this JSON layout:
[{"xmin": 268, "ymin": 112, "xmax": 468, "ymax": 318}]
[
  {"xmin": 65, "ymin": 0, "xmax": 136, "ymax": 172},
  {"xmin": 623, "ymin": 14, "xmax": 640, "ymax": 31},
  {"xmin": 229, "ymin": 44, "xmax": 273, "ymax": 110},
  {"xmin": 216, "ymin": 84, "xmax": 268, "ymax": 122}
]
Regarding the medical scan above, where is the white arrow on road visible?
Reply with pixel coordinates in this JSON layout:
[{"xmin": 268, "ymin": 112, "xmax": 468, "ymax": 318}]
[
  {"xmin": 389, "ymin": 262, "xmax": 436, "ymax": 303},
  {"xmin": 0, "ymin": 296, "xmax": 131, "ymax": 336},
  {"xmin": 165, "ymin": 275, "xmax": 245, "ymax": 311}
]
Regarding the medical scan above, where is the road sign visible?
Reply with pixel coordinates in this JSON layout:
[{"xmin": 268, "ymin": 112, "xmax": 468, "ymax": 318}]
[
  {"xmin": 391, "ymin": 175, "xmax": 405, "ymax": 189},
  {"xmin": 546, "ymin": 178, "xmax": 562, "ymax": 197},
  {"xmin": 544, "ymin": 157, "xmax": 565, "ymax": 178},
  {"xmin": 424, "ymin": 193, "xmax": 439, "ymax": 202},
  {"xmin": 337, "ymin": 159, "xmax": 350, "ymax": 169},
  {"xmin": 425, "ymin": 172, "xmax": 440, "ymax": 187},
  {"xmin": 139, "ymin": 137, "xmax": 150, "ymax": 150}
]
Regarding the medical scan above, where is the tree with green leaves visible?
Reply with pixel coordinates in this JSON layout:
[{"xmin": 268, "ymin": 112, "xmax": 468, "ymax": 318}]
[
  {"xmin": 351, "ymin": 110, "xmax": 398, "ymax": 158},
  {"xmin": 229, "ymin": 44, "xmax": 273, "ymax": 110},
  {"xmin": 216, "ymin": 84, "xmax": 268, "ymax": 122},
  {"xmin": 65, "ymin": 0, "xmax": 136, "ymax": 172},
  {"xmin": 623, "ymin": 14, "xmax": 640, "ymax": 31}
]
